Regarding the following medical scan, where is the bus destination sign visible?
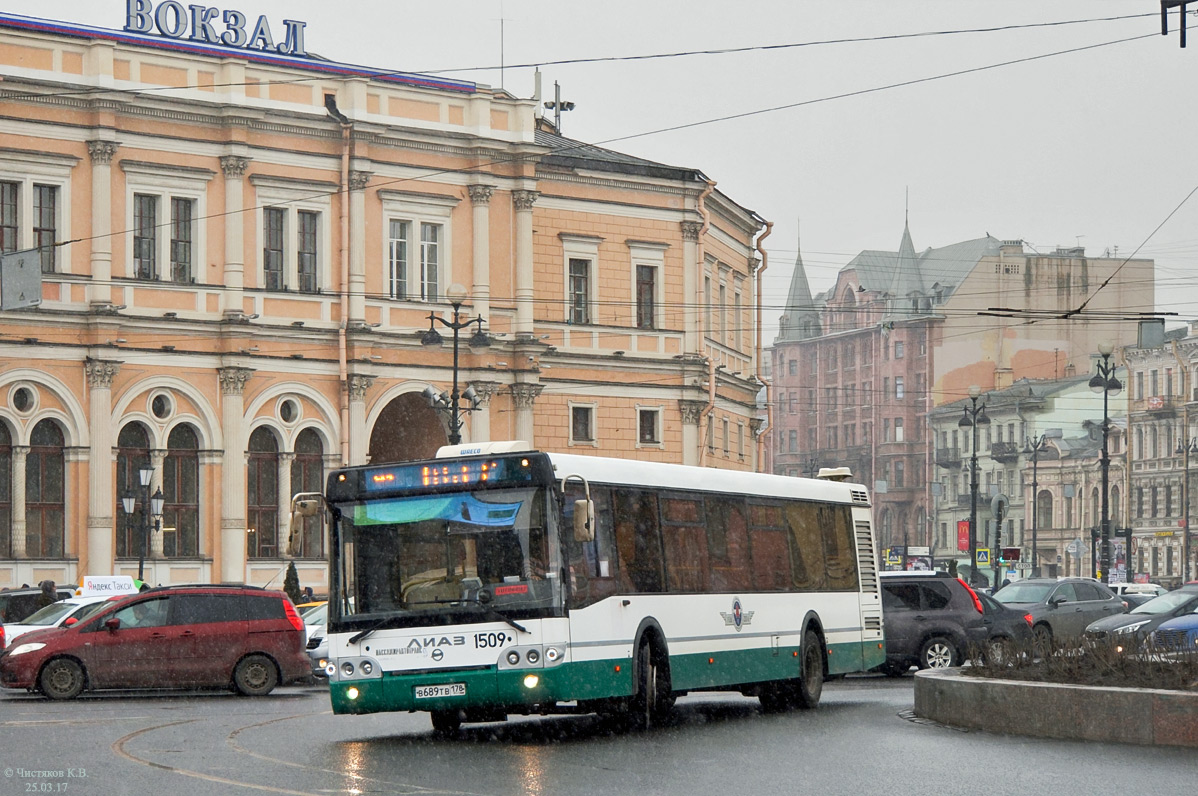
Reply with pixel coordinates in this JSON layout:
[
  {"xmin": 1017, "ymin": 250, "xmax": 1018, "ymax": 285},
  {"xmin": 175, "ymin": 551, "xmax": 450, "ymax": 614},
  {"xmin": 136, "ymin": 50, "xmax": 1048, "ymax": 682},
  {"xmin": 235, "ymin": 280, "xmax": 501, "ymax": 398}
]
[{"xmin": 363, "ymin": 456, "xmax": 536, "ymax": 493}]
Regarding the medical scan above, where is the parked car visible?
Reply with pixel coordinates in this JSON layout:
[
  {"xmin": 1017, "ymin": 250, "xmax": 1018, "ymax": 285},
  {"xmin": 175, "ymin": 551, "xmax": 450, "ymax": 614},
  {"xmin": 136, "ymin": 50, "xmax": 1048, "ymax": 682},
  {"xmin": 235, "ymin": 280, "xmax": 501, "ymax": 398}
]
[
  {"xmin": 3, "ymin": 595, "xmax": 116, "ymax": 648},
  {"xmin": 976, "ymin": 592, "xmax": 1034, "ymax": 663},
  {"xmin": 302, "ymin": 602, "xmax": 329, "ymax": 678},
  {"xmin": 0, "ymin": 586, "xmax": 76, "ymax": 624},
  {"xmin": 992, "ymin": 577, "xmax": 1124, "ymax": 649},
  {"xmin": 878, "ymin": 571, "xmax": 992, "ymax": 673},
  {"xmin": 0, "ymin": 584, "xmax": 311, "ymax": 699},
  {"xmin": 1086, "ymin": 585, "xmax": 1198, "ymax": 647},
  {"xmin": 1149, "ymin": 605, "xmax": 1198, "ymax": 651}
]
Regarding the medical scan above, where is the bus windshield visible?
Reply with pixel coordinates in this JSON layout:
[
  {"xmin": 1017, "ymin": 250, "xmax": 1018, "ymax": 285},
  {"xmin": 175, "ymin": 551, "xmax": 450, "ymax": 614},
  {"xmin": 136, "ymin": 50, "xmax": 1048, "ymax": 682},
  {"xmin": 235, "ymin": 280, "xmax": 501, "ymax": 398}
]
[{"xmin": 330, "ymin": 485, "xmax": 561, "ymax": 628}]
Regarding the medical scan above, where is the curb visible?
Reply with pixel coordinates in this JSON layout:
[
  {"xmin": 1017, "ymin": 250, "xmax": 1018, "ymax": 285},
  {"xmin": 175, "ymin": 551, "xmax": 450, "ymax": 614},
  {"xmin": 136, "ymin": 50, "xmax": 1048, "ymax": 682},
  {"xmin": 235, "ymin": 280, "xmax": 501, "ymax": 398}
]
[{"xmin": 913, "ymin": 668, "xmax": 1198, "ymax": 748}]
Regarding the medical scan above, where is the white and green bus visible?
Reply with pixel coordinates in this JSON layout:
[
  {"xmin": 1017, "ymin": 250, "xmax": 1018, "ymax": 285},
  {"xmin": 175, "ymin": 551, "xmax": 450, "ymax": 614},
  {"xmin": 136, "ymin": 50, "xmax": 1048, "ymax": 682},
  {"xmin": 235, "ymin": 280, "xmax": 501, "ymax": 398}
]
[{"xmin": 308, "ymin": 441, "xmax": 882, "ymax": 733}]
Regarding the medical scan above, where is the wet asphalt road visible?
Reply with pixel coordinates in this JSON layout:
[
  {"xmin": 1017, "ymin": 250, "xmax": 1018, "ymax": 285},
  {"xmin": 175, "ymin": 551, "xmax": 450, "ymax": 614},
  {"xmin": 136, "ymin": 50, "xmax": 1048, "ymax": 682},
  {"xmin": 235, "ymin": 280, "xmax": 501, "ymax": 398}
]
[{"xmin": 0, "ymin": 675, "xmax": 1193, "ymax": 796}]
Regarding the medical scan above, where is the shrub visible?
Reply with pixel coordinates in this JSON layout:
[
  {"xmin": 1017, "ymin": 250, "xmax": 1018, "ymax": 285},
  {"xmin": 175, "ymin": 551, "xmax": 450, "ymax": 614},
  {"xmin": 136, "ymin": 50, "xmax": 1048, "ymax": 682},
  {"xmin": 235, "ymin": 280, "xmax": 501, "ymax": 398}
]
[{"xmin": 282, "ymin": 561, "xmax": 302, "ymax": 606}]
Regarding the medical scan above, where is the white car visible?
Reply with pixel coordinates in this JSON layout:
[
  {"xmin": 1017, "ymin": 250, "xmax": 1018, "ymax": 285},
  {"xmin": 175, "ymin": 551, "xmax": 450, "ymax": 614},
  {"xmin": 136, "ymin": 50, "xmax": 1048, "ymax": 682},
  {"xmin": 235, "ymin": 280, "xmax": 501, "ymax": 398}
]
[
  {"xmin": 301, "ymin": 602, "xmax": 328, "ymax": 678},
  {"xmin": 2, "ymin": 595, "xmax": 115, "ymax": 648},
  {"xmin": 1108, "ymin": 583, "xmax": 1168, "ymax": 598}
]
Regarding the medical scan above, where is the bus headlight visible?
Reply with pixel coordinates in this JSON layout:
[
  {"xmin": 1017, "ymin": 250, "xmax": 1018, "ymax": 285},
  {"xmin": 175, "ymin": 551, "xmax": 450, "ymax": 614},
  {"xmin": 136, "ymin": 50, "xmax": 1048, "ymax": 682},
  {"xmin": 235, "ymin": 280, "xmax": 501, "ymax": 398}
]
[
  {"xmin": 545, "ymin": 647, "xmax": 560, "ymax": 662},
  {"xmin": 523, "ymin": 674, "xmax": 539, "ymax": 689},
  {"xmin": 341, "ymin": 661, "xmax": 355, "ymax": 677},
  {"xmin": 506, "ymin": 651, "xmax": 521, "ymax": 666},
  {"xmin": 360, "ymin": 661, "xmax": 373, "ymax": 675},
  {"xmin": 526, "ymin": 648, "xmax": 540, "ymax": 664},
  {"xmin": 325, "ymin": 663, "xmax": 337, "ymax": 677}
]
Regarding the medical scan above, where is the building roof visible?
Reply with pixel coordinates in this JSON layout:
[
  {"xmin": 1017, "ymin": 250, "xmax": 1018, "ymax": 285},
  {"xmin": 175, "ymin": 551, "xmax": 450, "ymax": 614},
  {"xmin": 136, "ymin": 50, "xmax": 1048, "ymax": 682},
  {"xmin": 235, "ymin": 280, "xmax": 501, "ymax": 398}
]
[
  {"xmin": 535, "ymin": 128, "xmax": 704, "ymax": 182},
  {"xmin": 776, "ymin": 224, "xmax": 822, "ymax": 343}
]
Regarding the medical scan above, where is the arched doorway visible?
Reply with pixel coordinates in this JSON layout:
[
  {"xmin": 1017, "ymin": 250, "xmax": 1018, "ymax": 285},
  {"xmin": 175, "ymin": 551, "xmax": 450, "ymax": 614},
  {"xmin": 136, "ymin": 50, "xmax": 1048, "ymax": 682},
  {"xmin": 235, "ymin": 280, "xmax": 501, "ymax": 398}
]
[{"xmin": 368, "ymin": 392, "xmax": 448, "ymax": 464}]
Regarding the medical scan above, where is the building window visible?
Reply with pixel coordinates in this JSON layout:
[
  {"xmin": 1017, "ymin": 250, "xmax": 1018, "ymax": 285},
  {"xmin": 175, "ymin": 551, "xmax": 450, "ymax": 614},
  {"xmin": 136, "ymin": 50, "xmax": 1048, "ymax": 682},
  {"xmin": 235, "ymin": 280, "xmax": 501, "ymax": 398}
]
[
  {"xmin": 788, "ymin": 360, "xmax": 798, "ymax": 376},
  {"xmin": 638, "ymin": 408, "xmax": 661, "ymax": 445},
  {"xmin": 636, "ymin": 264, "xmax": 656, "ymax": 329},
  {"xmin": 26, "ymin": 420, "xmax": 65, "ymax": 559},
  {"xmin": 570, "ymin": 404, "xmax": 595, "ymax": 445},
  {"xmin": 718, "ymin": 281, "xmax": 727, "ymax": 343},
  {"xmin": 895, "ymin": 417, "xmax": 904, "ymax": 442},
  {"xmin": 263, "ymin": 207, "xmax": 285, "ymax": 290},
  {"xmin": 291, "ymin": 428, "xmax": 326, "ymax": 558},
  {"xmin": 722, "ymin": 417, "xmax": 730, "ymax": 454},
  {"xmin": 170, "ymin": 197, "xmax": 193, "ymax": 283},
  {"xmin": 134, "ymin": 194, "xmax": 158, "ymax": 280},
  {"xmin": 569, "ymin": 258, "xmax": 591, "ymax": 324},
  {"xmin": 115, "ymin": 423, "xmax": 151, "ymax": 559},
  {"xmin": 246, "ymin": 427, "xmax": 279, "ymax": 559},
  {"xmin": 895, "ymin": 377, "xmax": 905, "ymax": 399},
  {"xmin": 894, "ymin": 340, "xmax": 904, "ymax": 359},
  {"xmin": 162, "ymin": 424, "xmax": 199, "ymax": 558},
  {"xmin": 733, "ymin": 287, "xmax": 742, "ymax": 350},
  {"xmin": 297, "ymin": 210, "xmax": 319, "ymax": 294},
  {"xmin": 895, "ymin": 460, "xmax": 905, "ymax": 488},
  {"xmin": 34, "ymin": 185, "xmax": 57, "ymax": 273},
  {"xmin": 0, "ymin": 181, "xmax": 16, "ymax": 254},
  {"xmin": 388, "ymin": 220, "xmax": 409, "ymax": 299},
  {"xmin": 788, "ymin": 430, "xmax": 798, "ymax": 452}
]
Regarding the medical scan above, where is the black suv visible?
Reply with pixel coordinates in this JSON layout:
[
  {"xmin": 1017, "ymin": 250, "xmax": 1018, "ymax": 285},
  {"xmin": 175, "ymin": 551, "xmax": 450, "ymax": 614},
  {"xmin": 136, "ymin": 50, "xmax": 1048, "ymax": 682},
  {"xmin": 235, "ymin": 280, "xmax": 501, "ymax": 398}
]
[
  {"xmin": 879, "ymin": 572, "xmax": 993, "ymax": 674},
  {"xmin": 0, "ymin": 587, "xmax": 75, "ymax": 624}
]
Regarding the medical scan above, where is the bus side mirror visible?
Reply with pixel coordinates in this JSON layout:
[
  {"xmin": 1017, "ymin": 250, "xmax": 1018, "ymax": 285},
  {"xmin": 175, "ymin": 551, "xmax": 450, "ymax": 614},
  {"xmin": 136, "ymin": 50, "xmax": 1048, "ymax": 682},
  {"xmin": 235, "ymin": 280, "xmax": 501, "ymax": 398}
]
[{"xmin": 573, "ymin": 499, "xmax": 595, "ymax": 542}]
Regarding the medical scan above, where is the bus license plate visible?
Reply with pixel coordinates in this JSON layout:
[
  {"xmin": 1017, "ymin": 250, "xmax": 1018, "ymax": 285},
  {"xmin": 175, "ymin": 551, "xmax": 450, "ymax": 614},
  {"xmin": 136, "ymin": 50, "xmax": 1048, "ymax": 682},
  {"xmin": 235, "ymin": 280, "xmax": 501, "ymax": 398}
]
[{"xmin": 414, "ymin": 683, "xmax": 466, "ymax": 699}]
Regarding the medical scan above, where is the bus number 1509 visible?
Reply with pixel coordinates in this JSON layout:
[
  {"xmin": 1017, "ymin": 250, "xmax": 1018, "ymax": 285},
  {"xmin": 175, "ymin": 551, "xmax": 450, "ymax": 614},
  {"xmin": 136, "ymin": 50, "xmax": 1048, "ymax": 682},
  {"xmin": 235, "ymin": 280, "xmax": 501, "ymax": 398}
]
[{"xmin": 474, "ymin": 632, "xmax": 510, "ymax": 649}]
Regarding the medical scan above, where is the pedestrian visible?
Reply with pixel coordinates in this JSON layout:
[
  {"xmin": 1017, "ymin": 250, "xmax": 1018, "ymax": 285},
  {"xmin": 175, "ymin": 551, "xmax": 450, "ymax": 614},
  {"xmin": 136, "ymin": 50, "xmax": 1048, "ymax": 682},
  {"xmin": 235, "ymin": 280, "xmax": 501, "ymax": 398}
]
[
  {"xmin": 302, "ymin": 586, "xmax": 315, "ymax": 602},
  {"xmin": 36, "ymin": 579, "xmax": 58, "ymax": 609}
]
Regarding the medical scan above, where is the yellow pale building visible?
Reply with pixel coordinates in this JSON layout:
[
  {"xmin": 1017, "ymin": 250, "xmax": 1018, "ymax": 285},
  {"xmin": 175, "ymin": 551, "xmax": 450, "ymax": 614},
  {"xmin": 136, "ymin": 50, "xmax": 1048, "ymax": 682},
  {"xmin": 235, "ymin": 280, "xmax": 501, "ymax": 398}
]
[{"xmin": 0, "ymin": 11, "xmax": 768, "ymax": 591}]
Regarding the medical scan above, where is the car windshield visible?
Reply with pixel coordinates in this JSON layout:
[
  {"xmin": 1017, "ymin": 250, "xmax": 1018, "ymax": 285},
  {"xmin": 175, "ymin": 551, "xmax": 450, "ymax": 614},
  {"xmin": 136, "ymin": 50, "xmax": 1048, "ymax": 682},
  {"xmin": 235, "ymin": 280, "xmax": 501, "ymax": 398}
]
[
  {"xmin": 1131, "ymin": 591, "xmax": 1198, "ymax": 615},
  {"xmin": 15, "ymin": 601, "xmax": 78, "ymax": 626},
  {"xmin": 993, "ymin": 582, "xmax": 1054, "ymax": 604},
  {"xmin": 304, "ymin": 603, "xmax": 327, "ymax": 626}
]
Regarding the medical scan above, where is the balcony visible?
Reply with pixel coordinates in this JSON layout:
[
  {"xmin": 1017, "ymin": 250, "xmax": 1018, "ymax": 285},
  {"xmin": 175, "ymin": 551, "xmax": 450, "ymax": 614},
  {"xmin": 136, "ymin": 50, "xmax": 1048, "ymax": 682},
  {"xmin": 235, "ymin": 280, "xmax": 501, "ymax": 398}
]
[
  {"xmin": 990, "ymin": 441, "xmax": 1020, "ymax": 463},
  {"xmin": 956, "ymin": 493, "xmax": 974, "ymax": 508},
  {"xmin": 935, "ymin": 447, "xmax": 962, "ymax": 468}
]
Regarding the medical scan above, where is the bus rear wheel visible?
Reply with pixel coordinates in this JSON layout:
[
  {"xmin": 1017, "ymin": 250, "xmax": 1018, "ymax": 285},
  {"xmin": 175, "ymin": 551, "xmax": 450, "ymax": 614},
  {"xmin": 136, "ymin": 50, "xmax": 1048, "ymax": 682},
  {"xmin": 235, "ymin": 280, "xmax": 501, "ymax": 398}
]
[{"xmin": 796, "ymin": 629, "xmax": 824, "ymax": 709}]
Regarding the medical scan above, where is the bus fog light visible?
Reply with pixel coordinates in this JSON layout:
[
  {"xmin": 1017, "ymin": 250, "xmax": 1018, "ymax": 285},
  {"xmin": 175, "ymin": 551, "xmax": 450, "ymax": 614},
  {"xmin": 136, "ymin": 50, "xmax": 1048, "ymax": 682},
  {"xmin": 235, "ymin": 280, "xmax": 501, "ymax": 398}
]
[
  {"xmin": 346, "ymin": 687, "xmax": 359, "ymax": 700},
  {"xmin": 325, "ymin": 663, "xmax": 337, "ymax": 677},
  {"xmin": 526, "ymin": 649, "xmax": 540, "ymax": 664},
  {"xmin": 360, "ymin": 661, "xmax": 373, "ymax": 675},
  {"xmin": 545, "ymin": 647, "xmax": 559, "ymax": 662},
  {"xmin": 523, "ymin": 674, "xmax": 539, "ymax": 689},
  {"xmin": 506, "ymin": 651, "xmax": 521, "ymax": 665},
  {"xmin": 341, "ymin": 662, "xmax": 356, "ymax": 677}
]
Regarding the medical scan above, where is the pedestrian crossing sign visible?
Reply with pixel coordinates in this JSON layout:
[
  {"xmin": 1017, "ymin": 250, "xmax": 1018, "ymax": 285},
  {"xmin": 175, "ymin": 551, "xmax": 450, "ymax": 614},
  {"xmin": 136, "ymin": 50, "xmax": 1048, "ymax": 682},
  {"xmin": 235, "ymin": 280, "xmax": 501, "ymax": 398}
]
[{"xmin": 976, "ymin": 549, "xmax": 991, "ymax": 565}]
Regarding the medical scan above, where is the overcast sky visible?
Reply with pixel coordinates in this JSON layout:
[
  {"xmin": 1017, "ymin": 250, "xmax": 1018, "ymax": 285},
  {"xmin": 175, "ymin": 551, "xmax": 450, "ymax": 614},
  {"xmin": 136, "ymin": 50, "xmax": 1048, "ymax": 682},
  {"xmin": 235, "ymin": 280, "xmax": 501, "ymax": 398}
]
[{"xmin": 9, "ymin": 1, "xmax": 1198, "ymax": 339}]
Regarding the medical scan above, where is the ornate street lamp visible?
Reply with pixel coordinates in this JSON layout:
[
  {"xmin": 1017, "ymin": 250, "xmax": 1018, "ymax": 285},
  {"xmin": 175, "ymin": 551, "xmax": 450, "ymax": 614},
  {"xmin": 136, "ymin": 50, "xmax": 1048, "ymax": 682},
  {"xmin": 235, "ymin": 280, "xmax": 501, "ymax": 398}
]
[
  {"xmin": 122, "ymin": 465, "xmax": 156, "ymax": 581},
  {"xmin": 1089, "ymin": 342, "xmax": 1122, "ymax": 585},
  {"xmin": 1025, "ymin": 433, "xmax": 1048, "ymax": 577},
  {"xmin": 1177, "ymin": 436, "xmax": 1197, "ymax": 585},
  {"xmin": 958, "ymin": 385, "xmax": 990, "ymax": 587},
  {"xmin": 421, "ymin": 284, "xmax": 490, "ymax": 445}
]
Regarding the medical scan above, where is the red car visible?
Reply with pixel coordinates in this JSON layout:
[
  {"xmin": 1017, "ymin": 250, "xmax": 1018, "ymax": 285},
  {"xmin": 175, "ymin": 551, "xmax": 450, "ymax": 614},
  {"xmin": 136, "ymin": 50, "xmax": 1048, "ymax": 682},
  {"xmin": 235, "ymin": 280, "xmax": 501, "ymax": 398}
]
[{"xmin": 0, "ymin": 585, "xmax": 310, "ymax": 699}]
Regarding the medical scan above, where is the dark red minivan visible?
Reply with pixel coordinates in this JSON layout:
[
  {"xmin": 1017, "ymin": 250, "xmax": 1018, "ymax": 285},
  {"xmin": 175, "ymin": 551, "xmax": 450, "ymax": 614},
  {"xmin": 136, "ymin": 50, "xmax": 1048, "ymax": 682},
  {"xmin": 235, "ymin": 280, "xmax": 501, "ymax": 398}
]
[{"xmin": 0, "ymin": 585, "xmax": 310, "ymax": 699}]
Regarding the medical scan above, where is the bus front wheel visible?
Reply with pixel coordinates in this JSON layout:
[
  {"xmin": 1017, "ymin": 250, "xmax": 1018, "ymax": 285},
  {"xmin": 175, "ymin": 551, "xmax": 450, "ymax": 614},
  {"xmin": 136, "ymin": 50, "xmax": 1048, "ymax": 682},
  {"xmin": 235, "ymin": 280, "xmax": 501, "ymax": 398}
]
[{"xmin": 630, "ymin": 639, "xmax": 672, "ymax": 730}]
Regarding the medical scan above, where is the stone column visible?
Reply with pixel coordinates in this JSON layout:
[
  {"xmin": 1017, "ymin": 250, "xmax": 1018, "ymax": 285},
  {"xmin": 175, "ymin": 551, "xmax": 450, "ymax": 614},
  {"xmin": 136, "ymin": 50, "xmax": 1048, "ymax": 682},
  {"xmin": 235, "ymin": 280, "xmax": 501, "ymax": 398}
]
[
  {"xmin": 87, "ymin": 140, "xmax": 119, "ymax": 308},
  {"xmin": 468, "ymin": 185, "xmax": 494, "ymax": 324},
  {"xmin": 148, "ymin": 448, "xmax": 167, "ymax": 559},
  {"xmin": 679, "ymin": 400, "xmax": 706, "ymax": 467},
  {"xmin": 681, "ymin": 221, "xmax": 702, "ymax": 353},
  {"xmin": 510, "ymin": 383, "xmax": 544, "ymax": 446},
  {"xmin": 348, "ymin": 374, "xmax": 375, "ymax": 465},
  {"xmin": 220, "ymin": 155, "xmax": 250, "ymax": 319},
  {"xmin": 467, "ymin": 380, "xmax": 502, "ymax": 443},
  {"xmin": 85, "ymin": 358, "xmax": 120, "ymax": 575},
  {"xmin": 512, "ymin": 190, "xmax": 539, "ymax": 337},
  {"xmin": 277, "ymin": 452, "xmax": 295, "ymax": 557},
  {"xmin": 10, "ymin": 446, "xmax": 30, "ymax": 558},
  {"xmin": 349, "ymin": 170, "xmax": 372, "ymax": 324},
  {"xmin": 218, "ymin": 367, "xmax": 252, "ymax": 582}
]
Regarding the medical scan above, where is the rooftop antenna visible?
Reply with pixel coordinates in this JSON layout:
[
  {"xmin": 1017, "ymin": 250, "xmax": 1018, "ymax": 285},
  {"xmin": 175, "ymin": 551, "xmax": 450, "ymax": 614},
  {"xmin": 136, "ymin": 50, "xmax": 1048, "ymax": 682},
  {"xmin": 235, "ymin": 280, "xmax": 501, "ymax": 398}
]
[{"xmin": 498, "ymin": 0, "xmax": 506, "ymax": 90}]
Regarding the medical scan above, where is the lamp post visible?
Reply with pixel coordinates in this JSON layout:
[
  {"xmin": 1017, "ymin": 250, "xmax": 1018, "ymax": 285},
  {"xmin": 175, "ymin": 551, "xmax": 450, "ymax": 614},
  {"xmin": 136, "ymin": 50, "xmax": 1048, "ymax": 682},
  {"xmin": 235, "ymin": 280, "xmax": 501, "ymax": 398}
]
[
  {"xmin": 958, "ymin": 385, "xmax": 990, "ymax": 587},
  {"xmin": 1025, "ymin": 433, "xmax": 1048, "ymax": 577},
  {"xmin": 121, "ymin": 465, "xmax": 158, "ymax": 581},
  {"xmin": 1177, "ymin": 436, "xmax": 1197, "ymax": 585},
  {"xmin": 1089, "ymin": 342, "xmax": 1122, "ymax": 585},
  {"xmin": 421, "ymin": 284, "xmax": 490, "ymax": 445}
]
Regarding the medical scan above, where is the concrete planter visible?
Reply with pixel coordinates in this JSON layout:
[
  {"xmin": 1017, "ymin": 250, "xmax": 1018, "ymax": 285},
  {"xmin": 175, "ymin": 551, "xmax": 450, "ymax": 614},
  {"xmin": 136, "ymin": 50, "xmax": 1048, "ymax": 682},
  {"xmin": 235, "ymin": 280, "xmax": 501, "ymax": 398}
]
[{"xmin": 914, "ymin": 667, "xmax": 1198, "ymax": 748}]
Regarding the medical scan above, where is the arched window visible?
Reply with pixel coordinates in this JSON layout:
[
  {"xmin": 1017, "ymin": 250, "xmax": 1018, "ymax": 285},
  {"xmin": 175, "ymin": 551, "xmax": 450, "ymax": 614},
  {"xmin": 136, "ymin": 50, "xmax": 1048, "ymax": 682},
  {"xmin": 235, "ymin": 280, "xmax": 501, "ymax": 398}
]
[
  {"xmin": 247, "ymin": 427, "xmax": 279, "ymax": 558},
  {"xmin": 26, "ymin": 419, "xmax": 65, "ymax": 558},
  {"xmin": 115, "ymin": 423, "xmax": 151, "ymax": 558},
  {"xmin": 163, "ymin": 424, "xmax": 199, "ymax": 557},
  {"xmin": 1111, "ymin": 486, "xmax": 1121, "ymax": 525},
  {"xmin": 1036, "ymin": 490, "xmax": 1053, "ymax": 530},
  {"xmin": 1090, "ymin": 487, "xmax": 1100, "ymax": 526},
  {"xmin": 0, "ymin": 423, "xmax": 10, "ymax": 558},
  {"xmin": 291, "ymin": 428, "xmax": 325, "ymax": 558}
]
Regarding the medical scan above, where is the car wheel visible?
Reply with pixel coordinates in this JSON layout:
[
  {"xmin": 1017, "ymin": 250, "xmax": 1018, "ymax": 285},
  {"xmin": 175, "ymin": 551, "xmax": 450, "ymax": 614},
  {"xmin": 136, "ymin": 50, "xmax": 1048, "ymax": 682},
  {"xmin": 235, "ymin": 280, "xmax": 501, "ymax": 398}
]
[
  {"xmin": 1032, "ymin": 624, "xmax": 1053, "ymax": 658},
  {"xmin": 919, "ymin": 636, "xmax": 958, "ymax": 669},
  {"xmin": 233, "ymin": 654, "xmax": 279, "ymax": 696},
  {"xmin": 986, "ymin": 637, "xmax": 1014, "ymax": 667},
  {"xmin": 39, "ymin": 658, "xmax": 85, "ymax": 700}
]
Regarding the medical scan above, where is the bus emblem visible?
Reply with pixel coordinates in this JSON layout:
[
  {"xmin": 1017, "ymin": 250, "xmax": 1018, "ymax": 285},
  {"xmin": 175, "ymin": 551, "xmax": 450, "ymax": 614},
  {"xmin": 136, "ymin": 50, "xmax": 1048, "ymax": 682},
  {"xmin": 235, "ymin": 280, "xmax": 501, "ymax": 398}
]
[{"xmin": 721, "ymin": 598, "xmax": 754, "ymax": 632}]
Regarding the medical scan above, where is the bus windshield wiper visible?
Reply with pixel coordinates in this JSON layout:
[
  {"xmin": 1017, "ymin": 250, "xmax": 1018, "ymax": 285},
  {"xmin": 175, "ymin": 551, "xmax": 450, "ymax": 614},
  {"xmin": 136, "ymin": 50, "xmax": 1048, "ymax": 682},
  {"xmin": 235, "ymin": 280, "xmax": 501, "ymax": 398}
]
[
  {"xmin": 348, "ymin": 614, "xmax": 409, "ymax": 645},
  {"xmin": 409, "ymin": 596, "xmax": 529, "ymax": 634}
]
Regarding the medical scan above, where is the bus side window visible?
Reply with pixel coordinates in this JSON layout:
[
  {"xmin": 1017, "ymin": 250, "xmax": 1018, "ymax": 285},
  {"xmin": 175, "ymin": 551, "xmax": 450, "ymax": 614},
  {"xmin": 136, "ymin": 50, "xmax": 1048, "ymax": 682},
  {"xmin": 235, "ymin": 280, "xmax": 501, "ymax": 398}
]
[
  {"xmin": 661, "ymin": 494, "xmax": 707, "ymax": 592},
  {"xmin": 822, "ymin": 505, "xmax": 859, "ymax": 590},
  {"xmin": 565, "ymin": 485, "xmax": 618, "ymax": 608},
  {"xmin": 704, "ymin": 496, "xmax": 752, "ymax": 592},
  {"xmin": 747, "ymin": 502, "xmax": 789, "ymax": 591},
  {"xmin": 784, "ymin": 503, "xmax": 828, "ymax": 591},
  {"xmin": 613, "ymin": 489, "xmax": 665, "ymax": 593}
]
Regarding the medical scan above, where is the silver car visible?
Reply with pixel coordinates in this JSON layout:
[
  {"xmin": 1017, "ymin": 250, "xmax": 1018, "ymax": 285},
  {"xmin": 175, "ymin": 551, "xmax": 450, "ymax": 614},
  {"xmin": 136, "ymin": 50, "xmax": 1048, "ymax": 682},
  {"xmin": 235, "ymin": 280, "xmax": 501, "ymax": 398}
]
[{"xmin": 993, "ymin": 578, "xmax": 1124, "ymax": 648}]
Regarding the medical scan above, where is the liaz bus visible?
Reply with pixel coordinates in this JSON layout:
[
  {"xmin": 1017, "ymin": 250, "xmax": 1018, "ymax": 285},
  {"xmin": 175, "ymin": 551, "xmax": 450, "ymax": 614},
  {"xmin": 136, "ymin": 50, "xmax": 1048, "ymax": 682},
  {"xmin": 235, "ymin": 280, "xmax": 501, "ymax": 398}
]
[{"xmin": 297, "ymin": 441, "xmax": 882, "ymax": 733}]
